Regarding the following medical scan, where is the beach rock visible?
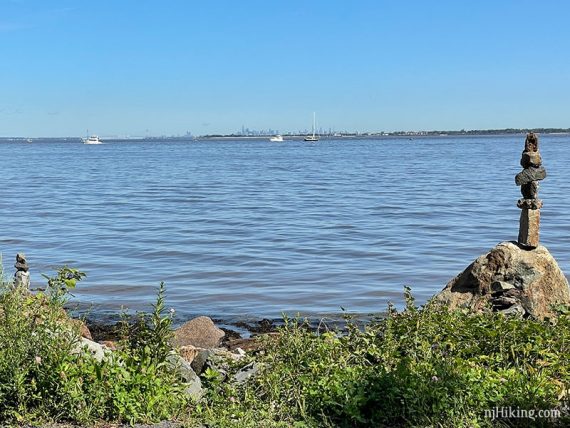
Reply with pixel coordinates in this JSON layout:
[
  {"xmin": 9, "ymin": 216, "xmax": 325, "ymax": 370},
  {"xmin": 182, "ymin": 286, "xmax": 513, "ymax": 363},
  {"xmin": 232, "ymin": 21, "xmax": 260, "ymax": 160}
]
[
  {"xmin": 70, "ymin": 319, "xmax": 93, "ymax": 340},
  {"xmin": 14, "ymin": 253, "xmax": 29, "ymax": 271},
  {"xmin": 176, "ymin": 344, "xmax": 211, "ymax": 374},
  {"xmin": 521, "ymin": 151, "xmax": 542, "ymax": 168},
  {"xmin": 518, "ymin": 208, "xmax": 540, "ymax": 248},
  {"xmin": 520, "ymin": 181, "xmax": 539, "ymax": 199},
  {"xmin": 434, "ymin": 241, "xmax": 570, "ymax": 319},
  {"xmin": 14, "ymin": 270, "xmax": 30, "ymax": 288},
  {"xmin": 515, "ymin": 166, "xmax": 546, "ymax": 186},
  {"xmin": 13, "ymin": 253, "xmax": 30, "ymax": 288},
  {"xmin": 226, "ymin": 337, "xmax": 264, "ymax": 352},
  {"xmin": 491, "ymin": 281, "xmax": 515, "ymax": 292},
  {"xmin": 517, "ymin": 198, "xmax": 543, "ymax": 210},
  {"xmin": 525, "ymin": 133, "xmax": 539, "ymax": 152},
  {"xmin": 73, "ymin": 337, "xmax": 110, "ymax": 362},
  {"xmin": 233, "ymin": 362, "xmax": 260, "ymax": 384},
  {"xmin": 173, "ymin": 316, "xmax": 225, "ymax": 349},
  {"xmin": 166, "ymin": 353, "xmax": 203, "ymax": 400},
  {"xmin": 99, "ymin": 340, "xmax": 118, "ymax": 351}
]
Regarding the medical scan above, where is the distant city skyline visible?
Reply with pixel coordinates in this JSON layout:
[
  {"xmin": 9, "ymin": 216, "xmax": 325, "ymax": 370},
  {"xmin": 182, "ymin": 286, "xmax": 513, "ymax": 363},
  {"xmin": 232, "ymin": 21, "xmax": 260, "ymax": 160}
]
[{"xmin": 1, "ymin": 0, "xmax": 570, "ymax": 137}]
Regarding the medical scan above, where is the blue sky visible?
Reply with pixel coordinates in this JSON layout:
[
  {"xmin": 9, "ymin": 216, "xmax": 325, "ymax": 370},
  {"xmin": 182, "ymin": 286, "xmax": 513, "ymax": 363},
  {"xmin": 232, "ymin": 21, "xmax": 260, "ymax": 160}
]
[{"xmin": 1, "ymin": 0, "xmax": 569, "ymax": 136}]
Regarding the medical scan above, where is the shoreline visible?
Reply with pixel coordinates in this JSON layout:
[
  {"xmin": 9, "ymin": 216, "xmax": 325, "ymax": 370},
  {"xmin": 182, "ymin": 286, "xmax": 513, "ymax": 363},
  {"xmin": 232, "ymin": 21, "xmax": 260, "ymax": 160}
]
[{"xmin": 81, "ymin": 310, "xmax": 372, "ymax": 343}]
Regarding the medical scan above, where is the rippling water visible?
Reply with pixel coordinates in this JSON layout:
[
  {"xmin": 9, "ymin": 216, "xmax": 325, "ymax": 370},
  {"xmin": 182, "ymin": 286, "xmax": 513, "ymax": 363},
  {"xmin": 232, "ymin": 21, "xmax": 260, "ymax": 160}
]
[{"xmin": 1, "ymin": 135, "xmax": 569, "ymax": 321}]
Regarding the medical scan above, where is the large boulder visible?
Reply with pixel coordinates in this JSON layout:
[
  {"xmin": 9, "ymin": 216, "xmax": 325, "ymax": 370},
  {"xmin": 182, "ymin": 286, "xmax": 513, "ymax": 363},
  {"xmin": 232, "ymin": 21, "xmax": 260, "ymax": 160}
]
[
  {"xmin": 172, "ymin": 316, "xmax": 225, "ymax": 349},
  {"xmin": 434, "ymin": 241, "xmax": 570, "ymax": 319}
]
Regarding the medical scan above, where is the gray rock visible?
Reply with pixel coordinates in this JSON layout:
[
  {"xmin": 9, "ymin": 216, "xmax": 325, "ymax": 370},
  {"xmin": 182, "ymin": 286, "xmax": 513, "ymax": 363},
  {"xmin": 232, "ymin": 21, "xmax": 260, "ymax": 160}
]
[
  {"xmin": 520, "ymin": 151, "xmax": 542, "ymax": 168},
  {"xmin": 492, "ymin": 296, "xmax": 518, "ymax": 307},
  {"xmin": 172, "ymin": 316, "xmax": 225, "ymax": 349},
  {"xmin": 14, "ymin": 270, "xmax": 30, "ymax": 288},
  {"xmin": 233, "ymin": 362, "xmax": 260, "ymax": 384},
  {"xmin": 491, "ymin": 281, "xmax": 515, "ymax": 292},
  {"xmin": 517, "ymin": 198, "xmax": 543, "ymax": 210},
  {"xmin": 14, "ymin": 253, "xmax": 29, "ymax": 271},
  {"xmin": 73, "ymin": 337, "xmax": 109, "ymax": 362},
  {"xmin": 434, "ymin": 241, "xmax": 570, "ymax": 319},
  {"xmin": 166, "ymin": 353, "xmax": 203, "ymax": 400},
  {"xmin": 524, "ymin": 133, "xmax": 539, "ymax": 152},
  {"xmin": 500, "ymin": 304, "xmax": 526, "ymax": 316},
  {"xmin": 518, "ymin": 208, "xmax": 540, "ymax": 248},
  {"xmin": 520, "ymin": 181, "xmax": 539, "ymax": 200},
  {"xmin": 515, "ymin": 166, "xmax": 546, "ymax": 186},
  {"xmin": 190, "ymin": 349, "xmax": 211, "ymax": 375}
]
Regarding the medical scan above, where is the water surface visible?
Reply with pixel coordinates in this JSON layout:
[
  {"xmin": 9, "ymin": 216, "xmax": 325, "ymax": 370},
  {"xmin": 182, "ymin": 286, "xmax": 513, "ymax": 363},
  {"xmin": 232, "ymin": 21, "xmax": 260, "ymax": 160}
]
[{"xmin": 1, "ymin": 135, "xmax": 569, "ymax": 321}]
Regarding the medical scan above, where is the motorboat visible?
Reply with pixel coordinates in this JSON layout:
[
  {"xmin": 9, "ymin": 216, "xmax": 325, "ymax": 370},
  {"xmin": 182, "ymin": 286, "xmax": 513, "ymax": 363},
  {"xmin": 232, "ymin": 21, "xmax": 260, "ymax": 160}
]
[
  {"xmin": 83, "ymin": 135, "xmax": 102, "ymax": 145},
  {"xmin": 269, "ymin": 135, "xmax": 284, "ymax": 142}
]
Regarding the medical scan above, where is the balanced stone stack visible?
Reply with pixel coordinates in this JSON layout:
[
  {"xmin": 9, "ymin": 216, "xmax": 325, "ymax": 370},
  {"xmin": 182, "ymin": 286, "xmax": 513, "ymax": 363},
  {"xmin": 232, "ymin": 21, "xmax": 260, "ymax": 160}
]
[
  {"xmin": 14, "ymin": 253, "xmax": 30, "ymax": 288},
  {"xmin": 515, "ymin": 132, "xmax": 546, "ymax": 248},
  {"xmin": 434, "ymin": 133, "xmax": 570, "ymax": 319}
]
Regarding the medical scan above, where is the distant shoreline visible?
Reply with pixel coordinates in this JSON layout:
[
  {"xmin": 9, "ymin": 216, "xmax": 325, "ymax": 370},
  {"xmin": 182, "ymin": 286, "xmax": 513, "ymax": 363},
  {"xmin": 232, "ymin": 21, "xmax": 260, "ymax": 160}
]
[{"xmin": 2, "ymin": 128, "xmax": 570, "ymax": 141}]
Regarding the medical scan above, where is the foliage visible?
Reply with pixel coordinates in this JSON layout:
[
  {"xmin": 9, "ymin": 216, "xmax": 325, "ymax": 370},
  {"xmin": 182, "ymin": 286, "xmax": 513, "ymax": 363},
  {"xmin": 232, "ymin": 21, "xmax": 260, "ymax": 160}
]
[
  {"xmin": 0, "ymin": 267, "xmax": 188, "ymax": 425},
  {"xmin": 120, "ymin": 281, "xmax": 175, "ymax": 364},
  {"xmin": 194, "ymin": 289, "xmax": 570, "ymax": 427}
]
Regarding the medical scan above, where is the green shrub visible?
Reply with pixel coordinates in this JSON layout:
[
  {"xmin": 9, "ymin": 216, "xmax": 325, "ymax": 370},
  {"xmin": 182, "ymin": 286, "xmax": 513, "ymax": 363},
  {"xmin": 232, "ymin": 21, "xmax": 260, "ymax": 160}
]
[
  {"xmin": 195, "ymin": 288, "xmax": 570, "ymax": 427},
  {"xmin": 0, "ymin": 267, "xmax": 189, "ymax": 424}
]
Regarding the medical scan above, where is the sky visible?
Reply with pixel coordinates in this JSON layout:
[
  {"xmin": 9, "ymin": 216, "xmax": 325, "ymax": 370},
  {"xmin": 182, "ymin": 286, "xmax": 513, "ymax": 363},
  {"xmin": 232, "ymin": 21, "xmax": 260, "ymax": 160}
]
[{"xmin": 1, "ymin": 0, "xmax": 569, "ymax": 137}]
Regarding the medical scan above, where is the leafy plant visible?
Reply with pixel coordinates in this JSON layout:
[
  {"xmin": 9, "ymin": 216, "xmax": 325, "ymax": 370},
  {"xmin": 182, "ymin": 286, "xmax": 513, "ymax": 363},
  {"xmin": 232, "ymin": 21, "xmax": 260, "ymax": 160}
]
[
  {"xmin": 193, "ymin": 292, "xmax": 570, "ymax": 427},
  {"xmin": 0, "ymin": 267, "xmax": 188, "ymax": 424}
]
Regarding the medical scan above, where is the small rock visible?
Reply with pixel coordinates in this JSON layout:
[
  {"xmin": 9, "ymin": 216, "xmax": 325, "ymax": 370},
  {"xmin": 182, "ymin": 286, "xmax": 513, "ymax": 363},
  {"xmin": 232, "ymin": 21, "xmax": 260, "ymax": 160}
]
[
  {"xmin": 234, "ymin": 362, "xmax": 260, "ymax": 384},
  {"xmin": 491, "ymin": 281, "xmax": 515, "ymax": 292},
  {"xmin": 492, "ymin": 296, "xmax": 519, "ymax": 307},
  {"xmin": 99, "ymin": 340, "xmax": 117, "ymax": 350},
  {"xmin": 227, "ymin": 337, "xmax": 262, "ymax": 352},
  {"xmin": 515, "ymin": 166, "xmax": 546, "ymax": 186},
  {"xmin": 14, "ymin": 253, "xmax": 29, "ymax": 271},
  {"xmin": 518, "ymin": 208, "xmax": 540, "ymax": 248},
  {"xmin": 517, "ymin": 198, "xmax": 543, "ymax": 210},
  {"xmin": 173, "ymin": 316, "xmax": 225, "ymax": 349},
  {"xmin": 520, "ymin": 151, "xmax": 542, "ymax": 168},
  {"xmin": 178, "ymin": 345, "xmax": 201, "ymax": 364},
  {"xmin": 178, "ymin": 345, "xmax": 211, "ymax": 374},
  {"xmin": 190, "ymin": 349, "xmax": 212, "ymax": 375},
  {"xmin": 14, "ymin": 270, "xmax": 30, "ymax": 288},
  {"xmin": 70, "ymin": 319, "xmax": 93, "ymax": 340},
  {"xmin": 500, "ymin": 304, "xmax": 526, "ymax": 316},
  {"xmin": 73, "ymin": 337, "xmax": 110, "ymax": 362},
  {"xmin": 166, "ymin": 353, "xmax": 203, "ymax": 400}
]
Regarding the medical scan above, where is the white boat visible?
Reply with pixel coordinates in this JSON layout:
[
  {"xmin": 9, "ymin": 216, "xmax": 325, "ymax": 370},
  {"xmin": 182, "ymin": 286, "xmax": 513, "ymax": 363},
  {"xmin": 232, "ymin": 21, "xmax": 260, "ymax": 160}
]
[
  {"xmin": 304, "ymin": 112, "xmax": 319, "ymax": 142},
  {"xmin": 83, "ymin": 135, "xmax": 102, "ymax": 145},
  {"xmin": 269, "ymin": 135, "xmax": 284, "ymax": 142}
]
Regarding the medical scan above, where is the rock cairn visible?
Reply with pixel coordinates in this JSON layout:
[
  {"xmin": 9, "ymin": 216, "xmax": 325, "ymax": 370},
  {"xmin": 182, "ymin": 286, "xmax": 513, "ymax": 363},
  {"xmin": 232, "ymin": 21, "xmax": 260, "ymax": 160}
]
[
  {"xmin": 515, "ymin": 132, "xmax": 546, "ymax": 248},
  {"xmin": 14, "ymin": 253, "xmax": 30, "ymax": 288},
  {"xmin": 434, "ymin": 133, "xmax": 570, "ymax": 319}
]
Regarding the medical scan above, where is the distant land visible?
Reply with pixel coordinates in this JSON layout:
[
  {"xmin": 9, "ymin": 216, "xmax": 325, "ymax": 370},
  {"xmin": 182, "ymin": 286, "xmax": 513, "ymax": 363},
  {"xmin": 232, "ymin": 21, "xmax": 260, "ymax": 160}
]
[
  {"xmin": 1, "ymin": 128, "xmax": 569, "ymax": 141},
  {"xmin": 198, "ymin": 127, "xmax": 570, "ymax": 139}
]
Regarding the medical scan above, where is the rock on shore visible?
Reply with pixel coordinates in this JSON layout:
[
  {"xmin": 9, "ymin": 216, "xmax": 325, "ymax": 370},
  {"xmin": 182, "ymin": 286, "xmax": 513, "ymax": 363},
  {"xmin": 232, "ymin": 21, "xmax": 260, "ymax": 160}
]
[{"xmin": 434, "ymin": 241, "xmax": 570, "ymax": 319}]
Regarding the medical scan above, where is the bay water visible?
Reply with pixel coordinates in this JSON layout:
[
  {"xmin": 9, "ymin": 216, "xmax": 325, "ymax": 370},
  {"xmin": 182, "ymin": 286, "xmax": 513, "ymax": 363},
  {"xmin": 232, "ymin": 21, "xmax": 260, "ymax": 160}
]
[{"xmin": 1, "ymin": 135, "xmax": 569, "ymax": 322}]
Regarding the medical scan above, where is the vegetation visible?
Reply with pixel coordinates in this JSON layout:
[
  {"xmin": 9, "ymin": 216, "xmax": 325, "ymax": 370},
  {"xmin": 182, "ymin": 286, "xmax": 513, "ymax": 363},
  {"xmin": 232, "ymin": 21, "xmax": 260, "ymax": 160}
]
[
  {"xmin": 193, "ymin": 289, "xmax": 570, "ymax": 427},
  {"xmin": 1, "ymin": 260, "xmax": 570, "ymax": 427},
  {"xmin": 0, "ymin": 266, "xmax": 188, "ymax": 425}
]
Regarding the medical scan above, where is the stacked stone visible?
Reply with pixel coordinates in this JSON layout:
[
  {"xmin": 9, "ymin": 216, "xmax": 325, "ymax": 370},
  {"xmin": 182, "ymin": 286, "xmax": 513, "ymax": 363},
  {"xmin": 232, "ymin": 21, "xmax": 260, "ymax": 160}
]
[
  {"xmin": 14, "ymin": 253, "xmax": 31, "ymax": 288},
  {"xmin": 515, "ymin": 132, "xmax": 546, "ymax": 248}
]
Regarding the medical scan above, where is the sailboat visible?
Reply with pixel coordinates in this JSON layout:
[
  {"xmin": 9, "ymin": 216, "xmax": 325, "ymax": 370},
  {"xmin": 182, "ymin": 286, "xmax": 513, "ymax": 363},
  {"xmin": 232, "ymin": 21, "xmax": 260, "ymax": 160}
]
[{"xmin": 304, "ymin": 112, "xmax": 319, "ymax": 142}]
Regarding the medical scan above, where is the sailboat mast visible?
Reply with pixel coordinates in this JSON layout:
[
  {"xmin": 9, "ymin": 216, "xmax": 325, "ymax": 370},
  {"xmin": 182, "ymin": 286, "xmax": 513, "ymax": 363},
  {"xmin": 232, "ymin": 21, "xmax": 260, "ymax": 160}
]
[{"xmin": 312, "ymin": 112, "xmax": 316, "ymax": 138}]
